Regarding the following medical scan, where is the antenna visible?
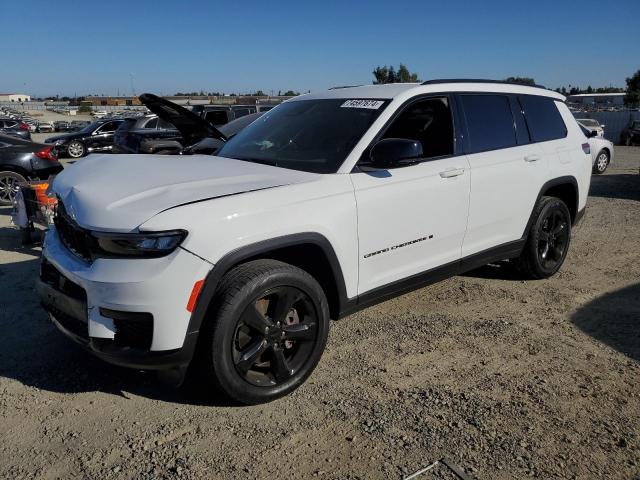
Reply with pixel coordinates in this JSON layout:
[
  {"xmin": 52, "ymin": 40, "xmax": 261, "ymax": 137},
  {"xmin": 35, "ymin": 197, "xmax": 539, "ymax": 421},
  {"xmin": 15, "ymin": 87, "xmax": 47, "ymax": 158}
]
[{"xmin": 129, "ymin": 73, "xmax": 136, "ymax": 97}]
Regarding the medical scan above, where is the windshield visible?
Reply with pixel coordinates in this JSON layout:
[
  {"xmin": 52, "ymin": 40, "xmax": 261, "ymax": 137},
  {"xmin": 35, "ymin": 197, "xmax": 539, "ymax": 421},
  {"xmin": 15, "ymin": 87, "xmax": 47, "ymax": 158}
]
[{"xmin": 216, "ymin": 99, "xmax": 389, "ymax": 173}]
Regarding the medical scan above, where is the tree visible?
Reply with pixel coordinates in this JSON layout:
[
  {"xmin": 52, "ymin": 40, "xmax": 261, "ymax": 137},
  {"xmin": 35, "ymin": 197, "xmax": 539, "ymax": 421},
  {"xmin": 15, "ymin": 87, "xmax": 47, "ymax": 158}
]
[
  {"xmin": 504, "ymin": 77, "xmax": 536, "ymax": 86},
  {"xmin": 624, "ymin": 69, "xmax": 640, "ymax": 107},
  {"xmin": 372, "ymin": 64, "xmax": 420, "ymax": 84},
  {"xmin": 254, "ymin": 90, "xmax": 266, "ymax": 96},
  {"xmin": 282, "ymin": 90, "xmax": 299, "ymax": 96}
]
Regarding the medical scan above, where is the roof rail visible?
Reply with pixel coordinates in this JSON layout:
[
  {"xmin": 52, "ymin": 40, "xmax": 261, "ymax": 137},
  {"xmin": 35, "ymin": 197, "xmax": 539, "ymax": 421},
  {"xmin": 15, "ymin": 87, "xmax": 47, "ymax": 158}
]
[
  {"xmin": 421, "ymin": 78, "xmax": 548, "ymax": 89},
  {"xmin": 328, "ymin": 85, "xmax": 364, "ymax": 90}
]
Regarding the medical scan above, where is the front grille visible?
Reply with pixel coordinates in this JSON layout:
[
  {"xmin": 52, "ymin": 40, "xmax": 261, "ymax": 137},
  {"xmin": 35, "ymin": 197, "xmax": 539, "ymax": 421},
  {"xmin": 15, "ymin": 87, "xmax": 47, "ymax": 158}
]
[{"xmin": 54, "ymin": 202, "xmax": 93, "ymax": 262}]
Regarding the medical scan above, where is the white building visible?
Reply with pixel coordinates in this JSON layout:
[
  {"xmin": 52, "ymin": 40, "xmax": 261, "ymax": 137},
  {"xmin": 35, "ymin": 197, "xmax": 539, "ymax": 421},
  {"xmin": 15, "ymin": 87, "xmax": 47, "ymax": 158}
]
[
  {"xmin": 0, "ymin": 93, "xmax": 31, "ymax": 102},
  {"xmin": 566, "ymin": 93, "xmax": 625, "ymax": 106}
]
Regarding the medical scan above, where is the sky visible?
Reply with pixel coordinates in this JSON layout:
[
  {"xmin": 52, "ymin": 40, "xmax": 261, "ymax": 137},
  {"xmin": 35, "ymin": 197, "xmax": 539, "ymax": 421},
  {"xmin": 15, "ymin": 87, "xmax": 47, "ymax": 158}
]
[{"xmin": 3, "ymin": 0, "xmax": 639, "ymax": 97}]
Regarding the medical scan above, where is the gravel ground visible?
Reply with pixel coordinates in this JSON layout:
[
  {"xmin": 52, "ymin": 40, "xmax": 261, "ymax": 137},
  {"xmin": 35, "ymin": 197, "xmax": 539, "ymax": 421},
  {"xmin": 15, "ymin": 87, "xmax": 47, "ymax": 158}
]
[{"xmin": 0, "ymin": 148, "xmax": 639, "ymax": 479}]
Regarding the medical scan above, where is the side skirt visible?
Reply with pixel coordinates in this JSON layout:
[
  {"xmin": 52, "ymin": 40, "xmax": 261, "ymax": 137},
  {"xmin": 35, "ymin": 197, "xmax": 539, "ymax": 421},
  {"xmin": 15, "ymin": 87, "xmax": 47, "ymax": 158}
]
[{"xmin": 338, "ymin": 238, "xmax": 525, "ymax": 318}]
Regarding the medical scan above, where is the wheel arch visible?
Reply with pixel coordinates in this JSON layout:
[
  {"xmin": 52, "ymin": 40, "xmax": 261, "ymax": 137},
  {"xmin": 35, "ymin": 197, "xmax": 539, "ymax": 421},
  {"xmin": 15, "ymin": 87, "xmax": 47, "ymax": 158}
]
[
  {"xmin": 0, "ymin": 164, "xmax": 30, "ymax": 178},
  {"xmin": 187, "ymin": 233, "xmax": 349, "ymax": 336},
  {"xmin": 523, "ymin": 176, "xmax": 579, "ymax": 237}
]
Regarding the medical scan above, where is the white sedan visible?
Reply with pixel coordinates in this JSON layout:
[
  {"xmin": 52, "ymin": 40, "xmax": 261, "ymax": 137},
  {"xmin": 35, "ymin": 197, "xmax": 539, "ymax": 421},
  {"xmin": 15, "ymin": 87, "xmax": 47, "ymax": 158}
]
[
  {"xmin": 579, "ymin": 124, "xmax": 614, "ymax": 174},
  {"xmin": 577, "ymin": 118, "xmax": 604, "ymax": 137}
]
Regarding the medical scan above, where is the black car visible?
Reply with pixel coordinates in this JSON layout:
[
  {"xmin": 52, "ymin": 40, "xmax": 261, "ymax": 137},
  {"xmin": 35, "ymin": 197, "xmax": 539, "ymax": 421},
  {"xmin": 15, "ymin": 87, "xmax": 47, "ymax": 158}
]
[
  {"xmin": 113, "ymin": 94, "xmax": 229, "ymax": 155},
  {"xmin": 182, "ymin": 112, "xmax": 264, "ymax": 155},
  {"xmin": 189, "ymin": 104, "xmax": 257, "ymax": 126},
  {"xmin": 0, "ymin": 134, "xmax": 63, "ymax": 205},
  {"xmin": 0, "ymin": 117, "xmax": 32, "ymax": 141},
  {"xmin": 113, "ymin": 114, "xmax": 181, "ymax": 154},
  {"xmin": 44, "ymin": 119, "xmax": 127, "ymax": 158},
  {"xmin": 620, "ymin": 119, "xmax": 640, "ymax": 146}
]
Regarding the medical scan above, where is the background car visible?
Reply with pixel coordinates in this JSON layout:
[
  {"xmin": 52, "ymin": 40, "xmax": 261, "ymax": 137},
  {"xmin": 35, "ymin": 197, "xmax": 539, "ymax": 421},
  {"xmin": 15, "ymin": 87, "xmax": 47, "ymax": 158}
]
[
  {"xmin": 0, "ymin": 118, "xmax": 32, "ymax": 140},
  {"xmin": 576, "ymin": 118, "xmax": 604, "ymax": 137},
  {"xmin": 579, "ymin": 124, "xmax": 614, "ymax": 174},
  {"xmin": 45, "ymin": 119, "xmax": 126, "ymax": 158},
  {"xmin": 620, "ymin": 119, "xmax": 640, "ymax": 146},
  {"xmin": 37, "ymin": 122, "xmax": 54, "ymax": 133},
  {"xmin": 189, "ymin": 104, "xmax": 257, "ymax": 126},
  {"xmin": 113, "ymin": 114, "xmax": 180, "ymax": 154},
  {"xmin": 0, "ymin": 134, "xmax": 63, "ymax": 205}
]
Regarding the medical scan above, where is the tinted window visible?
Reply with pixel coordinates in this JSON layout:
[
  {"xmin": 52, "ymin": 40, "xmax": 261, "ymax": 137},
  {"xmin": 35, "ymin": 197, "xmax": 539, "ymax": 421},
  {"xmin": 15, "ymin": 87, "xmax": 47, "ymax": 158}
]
[
  {"xmin": 217, "ymin": 99, "xmax": 389, "ymax": 173},
  {"xmin": 519, "ymin": 96, "xmax": 567, "ymax": 142},
  {"xmin": 157, "ymin": 119, "xmax": 174, "ymax": 129},
  {"xmin": 204, "ymin": 110, "xmax": 229, "ymax": 125},
  {"xmin": 144, "ymin": 118, "xmax": 158, "ymax": 129},
  {"xmin": 233, "ymin": 109, "xmax": 250, "ymax": 119},
  {"xmin": 509, "ymin": 96, "xmax": 530, "ymax": 144},
  {"xmin": 98, "ymin": 121, "xmax": 120, "ymax": 133},
  {"xmin": 381, "ymin": 97, "xmax": 453, "ymax": 159},
  {"xmin": 460, "ymin": 94, "xmax": 516, "ymax": 153}
]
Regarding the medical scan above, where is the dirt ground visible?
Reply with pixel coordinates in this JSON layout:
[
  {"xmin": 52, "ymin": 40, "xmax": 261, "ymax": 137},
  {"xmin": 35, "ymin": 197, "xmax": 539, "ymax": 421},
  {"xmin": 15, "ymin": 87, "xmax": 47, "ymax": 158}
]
[{"xmin": 0, "ymin": 148, "xmax": 639, "ymax": 480}]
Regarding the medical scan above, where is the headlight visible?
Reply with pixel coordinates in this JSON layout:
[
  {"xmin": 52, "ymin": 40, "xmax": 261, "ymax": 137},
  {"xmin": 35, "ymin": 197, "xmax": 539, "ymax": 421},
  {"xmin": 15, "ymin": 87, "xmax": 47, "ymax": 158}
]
[{"xmin": 92, "ymin": 230, "xmax": 187, "ymax": 258}]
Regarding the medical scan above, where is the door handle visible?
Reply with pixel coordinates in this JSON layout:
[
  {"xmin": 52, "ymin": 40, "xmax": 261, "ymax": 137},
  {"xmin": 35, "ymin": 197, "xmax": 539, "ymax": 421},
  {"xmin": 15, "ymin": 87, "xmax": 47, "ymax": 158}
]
[
  {"xmin": 439, "ymin": 168, "xmax": 464, "ymax": 178},
  {"xmin": 524, "ymin": 154, "xmax": 540, "ymax": 162}
]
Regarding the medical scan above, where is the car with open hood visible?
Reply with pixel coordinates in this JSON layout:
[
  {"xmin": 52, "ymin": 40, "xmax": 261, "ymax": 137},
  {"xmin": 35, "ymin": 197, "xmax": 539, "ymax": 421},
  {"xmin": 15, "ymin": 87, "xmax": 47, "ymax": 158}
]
[{"xmin": 38, "ymin": 80, "xmax": 591, "ymax": 404}]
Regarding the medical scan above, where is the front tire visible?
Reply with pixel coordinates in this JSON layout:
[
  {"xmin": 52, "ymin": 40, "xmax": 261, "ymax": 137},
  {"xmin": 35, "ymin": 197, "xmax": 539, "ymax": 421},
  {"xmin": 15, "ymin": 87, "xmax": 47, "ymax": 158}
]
[
  {"xmin": 592, "ymin": 150, "xmax": 609, "ymax": 174},
  {"xmin": 515, "ymin": 196, "xmax": 572, "ymax": 279},
  {"xmin": 197, "ymin": 260, "xmax": 330, "ymax": 404},
  {"xmin": 67, "ymin": 140, "xmax": 86, "ymax": 158},
  {"xmin": 0, "ymin": 171, "xmax": 27, "ymax": 205}
]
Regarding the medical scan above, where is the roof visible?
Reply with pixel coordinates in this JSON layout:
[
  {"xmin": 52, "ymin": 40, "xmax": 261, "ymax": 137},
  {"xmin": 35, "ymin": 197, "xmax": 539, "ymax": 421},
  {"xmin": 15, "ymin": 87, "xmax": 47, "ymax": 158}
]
[{"xmin": 293, "ymin": 81, "xmax": 565, "ymax": 102}]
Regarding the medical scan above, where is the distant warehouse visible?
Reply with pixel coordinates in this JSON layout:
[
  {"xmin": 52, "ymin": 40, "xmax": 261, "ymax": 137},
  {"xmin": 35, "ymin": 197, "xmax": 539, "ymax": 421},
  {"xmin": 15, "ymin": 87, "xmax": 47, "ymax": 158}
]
[
  {"xmin": 566, "ymin": 93, "xmax": 625, "ymax": 106},
  {"xmin": 0, "ymin": 93, "xmax": 31, "ymax": 102}
]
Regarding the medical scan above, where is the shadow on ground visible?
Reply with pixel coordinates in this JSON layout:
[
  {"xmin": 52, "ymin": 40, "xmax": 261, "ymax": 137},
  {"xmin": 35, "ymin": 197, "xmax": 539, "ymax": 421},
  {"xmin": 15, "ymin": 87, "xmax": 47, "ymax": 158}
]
[
  {"xmin": 572, "ymin": 283, "xmax": 640, "ymax": 362},
  {"xmin": 0, "ymin": 229, "xmax": 236, "ymax": 407},
  {"xmin": 589, "ymin": 173, "xmax": 640, "ymax": 202}
]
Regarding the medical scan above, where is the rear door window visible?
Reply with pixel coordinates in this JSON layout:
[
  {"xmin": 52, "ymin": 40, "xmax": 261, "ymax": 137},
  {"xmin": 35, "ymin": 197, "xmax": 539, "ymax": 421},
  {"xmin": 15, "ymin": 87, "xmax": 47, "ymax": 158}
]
[
  {"xmin": 460, "ymin": 94, "xmax": 517, "ymax": 153},
  {"xmin": 519, "ymin": 96, "xmax": 567, "ymax": 142},
  {"xmin": 144, "ymin": 118, "xmax": 158, "ymax": 129},
  {"xmin": 204, "ymin": 110, "xmax": 229, "ymax": 125}
]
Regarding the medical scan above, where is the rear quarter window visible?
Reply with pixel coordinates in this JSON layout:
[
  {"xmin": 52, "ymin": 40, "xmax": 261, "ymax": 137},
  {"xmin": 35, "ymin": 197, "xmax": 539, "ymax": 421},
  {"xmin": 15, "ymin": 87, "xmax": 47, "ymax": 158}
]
[
  {"xmin": 519, "ymin": 96, "xmax": 567, "ymax": 142},
  {"xmin": 460, "ymin": 94, "xmax": 517, "ymax": 153}
]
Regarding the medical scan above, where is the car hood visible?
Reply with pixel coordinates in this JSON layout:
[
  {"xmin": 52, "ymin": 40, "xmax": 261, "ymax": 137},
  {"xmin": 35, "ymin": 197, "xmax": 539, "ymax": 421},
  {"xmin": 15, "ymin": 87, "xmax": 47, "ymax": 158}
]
[
  {"xmin": 139, "ymin": 93, "xmax": 226, "ymax": 145},
  {"xmin": 52, "ymin": 154, "xmax": 319, "ymax": 231}
]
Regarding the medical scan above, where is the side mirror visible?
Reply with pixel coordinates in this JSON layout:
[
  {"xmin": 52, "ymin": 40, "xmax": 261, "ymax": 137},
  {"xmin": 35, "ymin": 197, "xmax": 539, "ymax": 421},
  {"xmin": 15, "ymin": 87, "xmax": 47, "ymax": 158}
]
[
  {"xmin": 370, "ymin": 138, "xmax": 423, "ymax": 169},
  {"xmin": 588, "ymin": 130, "xmax": 598, "ymax": 138}
]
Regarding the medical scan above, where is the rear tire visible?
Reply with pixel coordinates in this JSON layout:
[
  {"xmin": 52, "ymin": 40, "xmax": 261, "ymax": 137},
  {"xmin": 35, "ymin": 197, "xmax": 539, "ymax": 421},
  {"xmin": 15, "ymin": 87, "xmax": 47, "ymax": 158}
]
[
  {"xmin": 515, "ymin": 196, "xmax": 572, "ymax": 279},
  {"xmin": 195, "ymin": 259, "xmax": 330, "ymax": 404},
  {"xmin": 0, "ymin": 171, "xmax": 27, "ymax": 205},
  {"xmin": 592, "ymin": 150, "xmax": 609, "ymax": 174}
]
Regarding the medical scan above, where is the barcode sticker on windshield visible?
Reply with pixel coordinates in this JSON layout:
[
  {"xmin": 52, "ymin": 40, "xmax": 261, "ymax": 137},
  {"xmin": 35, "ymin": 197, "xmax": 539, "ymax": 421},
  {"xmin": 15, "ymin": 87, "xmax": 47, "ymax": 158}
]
[{"xmin": 340, "ymin": 99, "xmax": 385, "ymax": 109}]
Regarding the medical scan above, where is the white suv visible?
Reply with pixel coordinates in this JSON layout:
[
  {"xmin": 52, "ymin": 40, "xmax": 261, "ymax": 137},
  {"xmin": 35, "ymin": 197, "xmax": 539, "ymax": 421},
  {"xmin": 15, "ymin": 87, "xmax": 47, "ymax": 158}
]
[{"xmin": 38, "ymin": 80, "xmax": 592, "ymax": 404}]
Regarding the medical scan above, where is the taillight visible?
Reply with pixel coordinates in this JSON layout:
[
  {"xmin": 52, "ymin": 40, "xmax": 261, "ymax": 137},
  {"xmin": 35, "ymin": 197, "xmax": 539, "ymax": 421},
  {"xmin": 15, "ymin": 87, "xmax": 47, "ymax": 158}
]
[
  {"xmin": 581, "ymin": 143, "xmax": 590, "ymax": 155},
  {"xmin": 35, "ymin": 146, "xmax": 58, "ymax": 162},
  {"xmin": 19, "ymin": 122, "xmax": 29, "ymax": 130}
]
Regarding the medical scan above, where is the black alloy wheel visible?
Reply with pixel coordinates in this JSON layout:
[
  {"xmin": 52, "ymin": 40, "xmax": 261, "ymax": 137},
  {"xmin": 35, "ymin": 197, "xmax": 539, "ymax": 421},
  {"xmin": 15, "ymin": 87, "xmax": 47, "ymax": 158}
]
[
  {"xmin": 232, "ymin": 286, "xmax": 318, "ymax": 386},
  {"xmin": 537, "ymin": 208, "xmax": 570, "ymax": 271},
  {"xmin": 196, "ymin": 259, "xmax": 330, "ymax": 404},
  {"xmin": 515, "ymin": 196, "xmax": 572, "ymax": 279}
]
